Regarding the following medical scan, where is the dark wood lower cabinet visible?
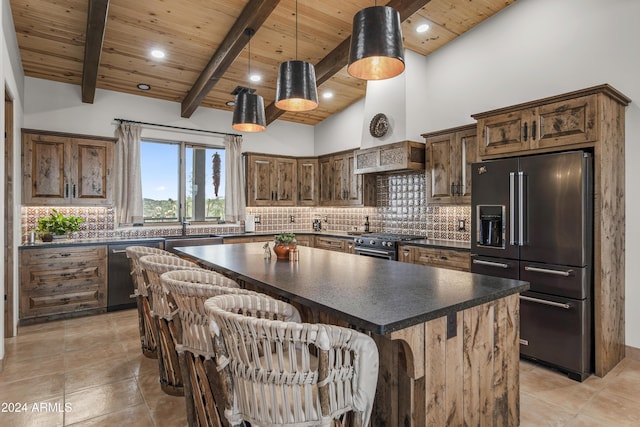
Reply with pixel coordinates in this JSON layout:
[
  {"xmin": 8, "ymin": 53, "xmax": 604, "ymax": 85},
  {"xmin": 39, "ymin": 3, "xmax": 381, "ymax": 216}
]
[{"xmin": 20, "ymin": 245, "xmax": 107, "ymax": 324}]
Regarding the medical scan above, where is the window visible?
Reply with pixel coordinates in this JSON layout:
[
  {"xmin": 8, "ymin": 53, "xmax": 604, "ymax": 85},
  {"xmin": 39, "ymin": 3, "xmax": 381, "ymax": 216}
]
[{"xmin": 140, "ymin": 140, "xmax": 225, "ymax": 223}]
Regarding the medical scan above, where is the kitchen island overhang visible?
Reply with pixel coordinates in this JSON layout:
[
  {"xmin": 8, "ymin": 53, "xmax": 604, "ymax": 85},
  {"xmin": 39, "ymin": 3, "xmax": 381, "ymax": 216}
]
[{"xmin": 177, "ymin": 243, "xmax": 529, "ymax": 426}]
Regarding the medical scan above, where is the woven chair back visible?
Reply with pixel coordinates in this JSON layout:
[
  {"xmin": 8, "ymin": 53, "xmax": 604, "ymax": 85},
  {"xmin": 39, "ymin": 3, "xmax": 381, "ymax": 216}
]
[
  {"xmin": 139, "ymin": 254, "xmax": 203, "ymax": 320},
  {"xmin": 126, "ymin": 246, "xmax": 176, "ymax": 297},
  {"xmin": 205, "ymin": 294, "xmax": 379, "ymax": 427},
  {"xmin": 160, "ymin": 269, "xmax": 248, "ymax": 357}
]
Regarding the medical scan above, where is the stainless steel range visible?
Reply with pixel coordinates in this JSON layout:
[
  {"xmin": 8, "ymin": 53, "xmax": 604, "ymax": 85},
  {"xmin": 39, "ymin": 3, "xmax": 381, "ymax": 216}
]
[{"xmin": 353, "ymin": 233, "xmax": 423, "ymax": 260}]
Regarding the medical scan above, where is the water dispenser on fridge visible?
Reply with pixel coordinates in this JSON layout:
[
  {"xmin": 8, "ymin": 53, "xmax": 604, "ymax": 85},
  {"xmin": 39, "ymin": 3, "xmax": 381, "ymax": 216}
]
[{"xmin": 476, "ymin": 205, "xmax": 505, "ymax": 248}]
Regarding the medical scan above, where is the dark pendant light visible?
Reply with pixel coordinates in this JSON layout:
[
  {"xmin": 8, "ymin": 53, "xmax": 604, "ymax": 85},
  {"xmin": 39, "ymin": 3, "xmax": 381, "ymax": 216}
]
[
  {"xmin": 348, "ymin": 5, "xmax": 405, "ymax": 81},
  {"xmin": 232, "ymin": 29, "xmax": 266, "ymax": 132},
  {"xmin": 275, "ymin": 0, "xmax": 318, "ymax": 111}
]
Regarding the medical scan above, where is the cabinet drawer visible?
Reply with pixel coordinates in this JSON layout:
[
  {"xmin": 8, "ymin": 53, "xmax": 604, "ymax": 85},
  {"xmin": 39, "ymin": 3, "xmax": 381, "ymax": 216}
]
[
  {"xmin": 413, "ymin": 247, "xmax": 470, "ymax": 271},
  {"xmin": 295, "ymin": 236, "xmax": 314, "ymax": 247},
  {"xmin": 315, "ymin": 237, "xmax": 346, "ymax": 252},
  {"xmin": 21, "ymin": 245, "xmax": 106, "ymax": 265}
]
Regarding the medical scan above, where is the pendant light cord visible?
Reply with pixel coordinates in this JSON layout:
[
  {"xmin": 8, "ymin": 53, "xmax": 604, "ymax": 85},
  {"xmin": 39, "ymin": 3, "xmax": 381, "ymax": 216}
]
[{"xmin": 295, "ymin": 0, "xmax": 298, "ymax": 60}]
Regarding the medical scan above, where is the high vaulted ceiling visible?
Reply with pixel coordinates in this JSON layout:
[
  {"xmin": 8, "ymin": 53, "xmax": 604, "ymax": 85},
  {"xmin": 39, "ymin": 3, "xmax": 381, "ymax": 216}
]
[{"xmin": 10, "ymin": 0, "xmax": 515, "ymax": 126}]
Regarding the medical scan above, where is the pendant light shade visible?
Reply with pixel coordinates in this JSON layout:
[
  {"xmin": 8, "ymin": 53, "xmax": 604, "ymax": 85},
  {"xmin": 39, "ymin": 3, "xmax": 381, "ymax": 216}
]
[
  {"xmin": 275, "ymin": 60, "xmax": 318, "ymax": 111},
  {"xmin": 232, "ymin": 90, "xmax": 266, "ymax": 132},
  {"xmin": 231, "ymin": 28, "xmax": 266, "ymax": 132},
  {"xmin": 348, "ymin": 6, "xmax": 405, "ymax": 80}
]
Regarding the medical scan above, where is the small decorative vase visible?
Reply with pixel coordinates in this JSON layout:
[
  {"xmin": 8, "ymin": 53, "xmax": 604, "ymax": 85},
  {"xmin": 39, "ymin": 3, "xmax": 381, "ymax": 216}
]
[
  {"xmin": 41, "ymin": 233, "xmax": 53, "ymax": 242},
  {"xmin": 273, "ymin": 243, "xmax": 296, "ymax": 260}
]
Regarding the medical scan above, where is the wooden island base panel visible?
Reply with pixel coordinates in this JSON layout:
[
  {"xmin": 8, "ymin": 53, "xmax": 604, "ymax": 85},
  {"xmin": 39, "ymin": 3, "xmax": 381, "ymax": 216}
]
[
  {"xmin": 382, "ymin": 294, "xmax": 519, "ymax": 427},
  {"xmin": 176, "ymin": 243, "xmax": 528, "ymax": 427}
]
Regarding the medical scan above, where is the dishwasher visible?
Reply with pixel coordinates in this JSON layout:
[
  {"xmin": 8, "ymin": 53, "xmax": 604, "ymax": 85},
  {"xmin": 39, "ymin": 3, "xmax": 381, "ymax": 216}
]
[{"xmin": 107, "ymin": 241, "xmax": 163, "ymax": 311}]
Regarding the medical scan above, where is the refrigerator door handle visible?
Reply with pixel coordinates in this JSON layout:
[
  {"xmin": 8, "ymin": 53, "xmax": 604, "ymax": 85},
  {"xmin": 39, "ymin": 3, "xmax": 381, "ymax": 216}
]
[
  {"xmin": 524, "ymin": 265, "xmax": 574, "ymax": 277},
  {"xmin": 518, "ymin": 171, "xmax": 526, "ymax": 246},
  {"xmin": 510, "ymin": 172, "xmax": 517, "ymax": 245},
  {"xmin": 473, "ymin": 259, "xmax": 509, "ymax": 269},
  {"xmin": 520, "ymin": 295, "xmax": 571, "ymax": 310}
]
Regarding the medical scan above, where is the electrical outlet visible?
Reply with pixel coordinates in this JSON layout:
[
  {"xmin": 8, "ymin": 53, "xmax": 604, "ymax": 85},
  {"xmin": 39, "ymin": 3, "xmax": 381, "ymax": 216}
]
[
  {"xmin": 458, "ymin": 218, "xmax": 466, "ymax": 231},
  {"xmin": 290, "ymin": 215, "xmax": 295, "ymax": 223},
  {"xmin": 254, "ymin": 216, "xmax": 260, "ymax": 224}
]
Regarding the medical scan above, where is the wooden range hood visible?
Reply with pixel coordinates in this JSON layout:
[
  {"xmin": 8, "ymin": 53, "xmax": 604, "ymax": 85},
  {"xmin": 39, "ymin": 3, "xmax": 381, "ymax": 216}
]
[{"xmin": 353, "ymin": 140, "xmax": 425, "ymax": 174}]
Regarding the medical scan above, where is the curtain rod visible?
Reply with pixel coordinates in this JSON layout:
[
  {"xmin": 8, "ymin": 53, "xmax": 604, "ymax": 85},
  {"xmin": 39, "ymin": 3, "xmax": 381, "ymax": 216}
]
[{"xmin": 114, "ymin": 118, "xmax": 242, "ymax": 137}]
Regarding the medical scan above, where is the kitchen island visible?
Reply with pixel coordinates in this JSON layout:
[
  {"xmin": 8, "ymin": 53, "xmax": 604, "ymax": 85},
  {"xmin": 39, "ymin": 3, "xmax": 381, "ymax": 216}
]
[{"xmin": 177, "ymin": 243, "xmax": 529, "ymax": 426}]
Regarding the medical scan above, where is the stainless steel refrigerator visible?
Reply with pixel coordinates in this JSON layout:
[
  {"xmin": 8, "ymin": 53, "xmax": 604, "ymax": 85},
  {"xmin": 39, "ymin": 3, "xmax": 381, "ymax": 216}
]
[{"xmin": 471, "ymin": 150, "xmax": 593, "ymax": 381}]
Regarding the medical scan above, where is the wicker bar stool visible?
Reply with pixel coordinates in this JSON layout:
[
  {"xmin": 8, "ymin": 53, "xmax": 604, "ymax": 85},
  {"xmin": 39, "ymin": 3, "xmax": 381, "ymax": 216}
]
[
  {"xmin": 139, "ymin": 254, "xmax": 204, "ymax": 396},
  {"xmin": 205, "ymin": 294, "xmax": 379, "ymax": 427},
  {"xmin": 126, "ymin": 246, "xmax": 177, "ymax": 359},
  {"xmin": 161, "ymin": 270, "xmax": 284, "ymax": 427}
]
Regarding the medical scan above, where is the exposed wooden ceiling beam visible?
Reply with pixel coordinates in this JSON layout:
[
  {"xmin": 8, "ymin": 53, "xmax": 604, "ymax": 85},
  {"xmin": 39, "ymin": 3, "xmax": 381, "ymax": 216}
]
[
  {"xmin": 181, "ymin": 0, "xmax": 281, "ymax": 118},
  {"xmin": 265, "ymin": 0, "xmax": 431, "ymax": 125},
  {"xmin": 81, "ymin": 0, "xmax": 110, "ymax": 104}
]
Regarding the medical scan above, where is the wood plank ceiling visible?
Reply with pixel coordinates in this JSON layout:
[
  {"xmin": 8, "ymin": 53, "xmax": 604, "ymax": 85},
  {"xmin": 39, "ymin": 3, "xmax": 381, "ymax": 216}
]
[{"xmin": 10, "ymin": 0, "xmax": 515, "ymax": 126}]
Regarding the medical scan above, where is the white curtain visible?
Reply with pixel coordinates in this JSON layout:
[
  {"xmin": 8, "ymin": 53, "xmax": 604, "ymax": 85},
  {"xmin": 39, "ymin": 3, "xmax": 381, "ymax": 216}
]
[
  {"xmin": 224, "ymin": 134, "xmax": 246, "ymax": 223},
  {"xmin": 114, "ymin": 123, "xmax": 144, "ymax": 225}
]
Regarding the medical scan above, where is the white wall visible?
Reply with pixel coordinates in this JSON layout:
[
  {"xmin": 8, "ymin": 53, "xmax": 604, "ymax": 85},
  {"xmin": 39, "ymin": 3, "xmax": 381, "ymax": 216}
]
[
  {"xmin": 1, "ymin": 0, "xmax": 25, "ymax": 359},
  {"xmin": 24, "ymin": 77, "xmax": 315, "ymax": 156},
  {"xmin": 313, "ymin": 98, "xmax": 364, "ymax": 156},
  {"xmin": 316, "ymin": 0, "xmax": 640, "ymax": 348}
]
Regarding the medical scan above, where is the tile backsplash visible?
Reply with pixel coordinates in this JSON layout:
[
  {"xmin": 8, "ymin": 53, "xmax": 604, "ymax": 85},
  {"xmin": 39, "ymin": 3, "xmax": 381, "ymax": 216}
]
[
  {"xmin": 21, "ymin": 172, "xmax": 471, "ymax": 243},
  {"xmin": 247, "ymin": 171, "xmax": 471, "ymax": 241}
]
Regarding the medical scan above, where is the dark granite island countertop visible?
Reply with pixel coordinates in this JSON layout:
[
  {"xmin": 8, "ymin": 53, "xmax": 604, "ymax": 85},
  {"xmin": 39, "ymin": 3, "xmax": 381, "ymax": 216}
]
[
  {"xmin": 177, "ymin": 243, "xmax": 528, "ymax": 426},
  {"xmin": 176, "ymin": 243, "xmax": 527, "ymax": 335}
]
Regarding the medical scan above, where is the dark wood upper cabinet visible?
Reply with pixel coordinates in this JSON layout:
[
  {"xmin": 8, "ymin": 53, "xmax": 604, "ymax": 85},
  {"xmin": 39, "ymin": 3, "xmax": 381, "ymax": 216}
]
[{"xmin": 22, "ymin": 129, "xmax": 115, "ymax": 206}]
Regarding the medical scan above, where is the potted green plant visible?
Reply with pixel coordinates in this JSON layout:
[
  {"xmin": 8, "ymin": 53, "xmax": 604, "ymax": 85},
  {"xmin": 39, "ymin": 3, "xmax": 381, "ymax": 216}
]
[
  {"xmin": 36, "ymin": 209, "xmax": 84, "ymax": 242},
  {"xmin": 273, "ymin": 232, "xmax": 296, "ymax": 260}
]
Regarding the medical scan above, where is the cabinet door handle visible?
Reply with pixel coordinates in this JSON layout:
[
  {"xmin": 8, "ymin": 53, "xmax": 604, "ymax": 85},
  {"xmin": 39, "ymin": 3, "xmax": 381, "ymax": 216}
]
[
  {"xmin": 523, "ymin": 122, "xmax": 528, "ymax": 142},
  {"xmin": 439, "ymin": 256, "xmax": 448, "ymax": 260},
  {"xmin": 450, "ymin": 182, "xmax": 455, "ymax": 196},
  {"xmin": 65, "ymin": 183, "xmax": 69, "ymax": 198},
  {"xmin": 60, "ymin": 253, "xmax": 72, "ymax": 257},
  {"xmin": 72, "ymin": 184, "xmax": 76, "ymax": 198},
  {"xmin": 532, "ymin": 120, "xmax": 537, "ymax": 140}
]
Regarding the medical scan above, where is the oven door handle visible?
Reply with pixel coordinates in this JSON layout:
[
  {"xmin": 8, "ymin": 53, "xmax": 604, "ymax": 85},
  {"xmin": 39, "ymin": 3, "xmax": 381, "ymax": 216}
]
[
  {"xmin": 519, "ymin": 295, "xmax": 571, "ymax": 310},
  {"xmin": 355, "ymin": 248, "xmax": 392, "ymax": 257}
]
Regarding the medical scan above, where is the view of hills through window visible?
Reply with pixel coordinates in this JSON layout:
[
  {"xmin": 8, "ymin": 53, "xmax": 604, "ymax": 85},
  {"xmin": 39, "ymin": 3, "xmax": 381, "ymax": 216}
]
[{"xmin": 141, "ymin": 140, "xmax": 226, "ymax": 223}]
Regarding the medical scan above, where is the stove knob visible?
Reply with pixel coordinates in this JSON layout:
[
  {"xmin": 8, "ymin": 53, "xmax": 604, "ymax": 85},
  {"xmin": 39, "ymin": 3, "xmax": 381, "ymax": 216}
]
[
  {"xmin": 369, "ymin": 240, "xmax": 376, "ymax": 245},
  {"xmin": 384, "ymin": 241, "xmax": 391, "ymax": 247},
  {"xmin": 380, "ymin": 241, "xmax": 387, "ymax": 247},
  {"xmin": 355, "ymin": 238, "xmax": 362, "ymax": 244}
]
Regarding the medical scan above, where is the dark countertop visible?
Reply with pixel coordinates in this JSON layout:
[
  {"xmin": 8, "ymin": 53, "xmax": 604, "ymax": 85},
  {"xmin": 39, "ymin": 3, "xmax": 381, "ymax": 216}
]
[
  {"xmin": 176, "ymin": 243, "xmax": 528, "ymax": 335},
  {"xmin": 19, "ymin": 236, "xmax": 165, "ymax": 249}
]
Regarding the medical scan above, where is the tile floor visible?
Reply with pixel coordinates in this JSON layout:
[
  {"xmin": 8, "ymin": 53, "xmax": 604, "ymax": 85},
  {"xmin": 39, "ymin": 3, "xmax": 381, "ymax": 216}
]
[{"xmin": 1, "ymin": 309, "xmax": 640, "ymax": 426}]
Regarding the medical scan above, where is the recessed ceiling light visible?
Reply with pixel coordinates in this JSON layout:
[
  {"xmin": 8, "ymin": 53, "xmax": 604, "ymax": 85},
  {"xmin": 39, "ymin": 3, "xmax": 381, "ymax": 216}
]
[
  {"xmin": 150, "ymin": 49, "xmax": 166, "ymax": 59},
  {"xmin": 249, "ymin": 74, "xmax": 261, "ymax": 82},
  {"xmin": 322, "ymin": 91, "xmax": 334, "ymax": 99},
  {"xmin": 416, "ymin": 23, "xmax": 430, "ymax": 33},
  {"xmin": 225, "ymin": 100, "xmax": 236, "ymax": 107},
  {"xmin": 137, "ymin": 83, "xmax": 151, "ymax": 91}
]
